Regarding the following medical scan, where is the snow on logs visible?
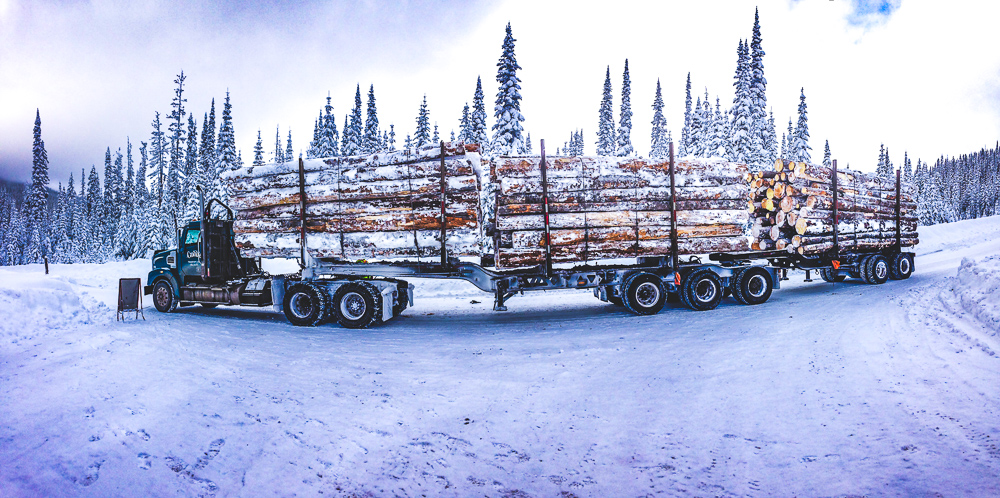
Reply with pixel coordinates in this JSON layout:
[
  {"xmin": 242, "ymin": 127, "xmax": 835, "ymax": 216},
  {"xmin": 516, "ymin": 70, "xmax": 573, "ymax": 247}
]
[
  {"xmin": 492, "ymin": 156, "xmax": 750, "ymax": 268},
  {"xmin": 221, "ymin": 142, "xmax": 484, "ymax": 259},
  {"xmin": 748, "ymin": 159, "xmax": 918, "ymax": 255}
]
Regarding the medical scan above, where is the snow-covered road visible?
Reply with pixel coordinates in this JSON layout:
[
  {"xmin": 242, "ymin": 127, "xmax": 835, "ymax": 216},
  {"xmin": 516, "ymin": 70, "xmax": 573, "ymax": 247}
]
[{"xmin": 2, "ymin": 218, "xmax": 999, "ymax": 497}]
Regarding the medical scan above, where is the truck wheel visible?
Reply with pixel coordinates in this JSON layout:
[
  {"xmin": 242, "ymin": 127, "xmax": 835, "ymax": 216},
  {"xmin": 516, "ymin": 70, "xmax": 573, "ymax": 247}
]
[
  {"xmin": 820, "ymin": 268, "xmax": 847, "ymax": 282},
  {"xmin": 621, "ymin": 273, "xmax": 666, "ymax": 315},
  {"xmin": 283, "ymin": 282, "xmax": 329, "ymax": 327},
  {"xmin": 869, "ymin": 255, "xmax": 890, "ymax": 285},
  {"xmin": 153, "ymin": 280, "xmax": 178, "ymax": 313},
  {"xmin": 607, "ymin": 289, "xmax": 624, "ymax": 306},
  {"xmin": 682, "ymin": 269, "xmax": 723, "ymax": 311},
  {"xmin": 859, "ymin": 256, "xmax": 874, "ymax": 284},
  {"xmin": 734, "ymin": 267, "xmax": 773, "ymax": 305},
  {"xmin": 889, "ymin": 253, "xmax": 913, "ymax": 280},
  {"xmin": 332, "ymin": 282, "xmax": 381, "ymax": 329},
  {"xmin": 730, "ymin": 268, "xmax": 748, "ymax": 305}
]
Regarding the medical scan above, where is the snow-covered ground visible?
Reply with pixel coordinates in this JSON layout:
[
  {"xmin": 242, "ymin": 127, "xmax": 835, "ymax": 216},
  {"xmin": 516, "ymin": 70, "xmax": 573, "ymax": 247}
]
[{"xmin": 2, "ymin": 218, "xmax": 999, "ymax": 497}]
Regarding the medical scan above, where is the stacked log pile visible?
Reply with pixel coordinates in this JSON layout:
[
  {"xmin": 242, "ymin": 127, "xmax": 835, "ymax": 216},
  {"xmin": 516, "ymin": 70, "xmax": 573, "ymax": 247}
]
[
  {"xmin": 221, "ymin": 142, "xmax": 484, "ymax": 260},
  {"xmin": 747, "ymin": 159, "xmax": 918, "ymax": 255},
  {"xmin": 493, "ymin": 156, "xmax": 750, "ymax": 268}
]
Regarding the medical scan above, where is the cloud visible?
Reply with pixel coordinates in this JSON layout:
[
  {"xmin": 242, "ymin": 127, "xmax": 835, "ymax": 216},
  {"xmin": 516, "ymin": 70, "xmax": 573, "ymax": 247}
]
[{"xmin": 844, "ymin": 0, "xmax": 901, "ymax": 28}]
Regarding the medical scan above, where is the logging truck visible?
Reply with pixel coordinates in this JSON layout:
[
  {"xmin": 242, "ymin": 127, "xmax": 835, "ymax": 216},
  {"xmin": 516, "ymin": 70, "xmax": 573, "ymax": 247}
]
[{"xmin": 144, "ymin": 142, "xmax": 915, "ymax": 329}]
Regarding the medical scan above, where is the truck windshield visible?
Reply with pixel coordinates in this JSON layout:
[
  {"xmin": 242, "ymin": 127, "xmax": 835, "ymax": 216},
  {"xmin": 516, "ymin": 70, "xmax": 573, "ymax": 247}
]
[{"xmin": 184, "ymin": 229, "xmax": 200, "ymax": 246}]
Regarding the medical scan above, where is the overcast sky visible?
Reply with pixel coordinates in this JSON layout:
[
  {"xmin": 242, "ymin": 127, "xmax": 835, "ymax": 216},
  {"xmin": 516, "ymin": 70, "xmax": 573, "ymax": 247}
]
[{"xmin": 2, "ymin": 0, "xmax": 999, "ymax": 187}]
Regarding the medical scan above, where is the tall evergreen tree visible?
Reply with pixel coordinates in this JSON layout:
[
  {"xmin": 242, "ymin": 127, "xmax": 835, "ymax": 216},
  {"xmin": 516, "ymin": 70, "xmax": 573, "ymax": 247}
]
[
  {"xmin": 166, "ymin": 72, "xmax": 188, "ymax": 231},
  {"xmin": 749, "ymin": 8, "xmax": 770, "ymax": 170},
  {"xmin": 182, "ymin": 114, "xmax": 200, "ymax": 222},
  {"xmin": 470, "ymin": 77, "xmax": 489, "ymax": 148},
  {"xmin": 596, "ymin": 66, "xmax": 616, "ymax": 155},
  {"xmin": 458, "ymin": 103, "xmax": 471, "ymax": 143},
  {"xmin": 27, "ymin": 109, "xmax": 49, "ymax": 232},
  {"xmin": 389, "ymin": 124, "xmax": 396, "ymax": 151},
  {"xmin": 823, "ymin": 140, "xmax": 832, "ymax": 168},
  {"xmin": 363, "ymin": 84, "xmax": 380, "ymax": 154},
  {"xmin": 343, "ymin": 84, "xmax": 364, "ymax": 156},
  {"xmin": 616, "ymin": 59, "xmax": 633, "ymax": 156},
  {"xmin": 414, "ymin": 95, "xmax": 431, "ymax": 147},
  {"xmin": 680, "ymin": 72, "xmax": 692, "ymax": 157},
  {"xmin": 216, "ymin": 91, "xmax": 237, "ymax": 199},
  {"xmin": 728, "ymin": 39, "xmax": 752, "ymax": 165},
  {"xmin": 491, "ymin": 22, "xmax": 525, "ymax": 155},
  {"xmin": 198, "ymin": 103, "xmax": 218, "ymax": 201},
  {"xmin": 340, "ymin": 115, "xmax": 350, "ymax": 155},
  {"xmin": 792, "ymin": 88, "xmax": 811, "ymax": 163},
  {"xmin": 318, "ymin": 94, "xmax": 339, "ymax": 157},
  {"xmin": 254, "ymin": 130, "xmax": 265, "ymax": 167},
  {"xmin": 149, "ymin": 112, "xmax": 167, "ymax": 208},
  {"xmin": 650, "ymin": 79, "xmax": 669, "ymax": 159},
  {"xmin": 689, "ymin": 95, "xmax": 704, "ymax": 157},
  {"xmin": 274, "ymin": 126, "xmax": 284, "ymax": 163},
  {"xmin": 710, "ymin": 97, "xmax": 726, "ymax": 158}
]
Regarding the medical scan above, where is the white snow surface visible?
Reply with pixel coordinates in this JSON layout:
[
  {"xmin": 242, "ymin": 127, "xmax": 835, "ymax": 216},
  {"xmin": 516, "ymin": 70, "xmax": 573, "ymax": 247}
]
[{"xmin": 2, "ymin": 219, "xmax": 1000, "ymax": 496}]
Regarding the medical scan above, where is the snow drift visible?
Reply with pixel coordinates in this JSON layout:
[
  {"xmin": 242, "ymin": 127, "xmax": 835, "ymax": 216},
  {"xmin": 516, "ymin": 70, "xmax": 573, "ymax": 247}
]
[{"xmin": 953, "ymin": 255, "xmax": 1000, "ymax": 334}]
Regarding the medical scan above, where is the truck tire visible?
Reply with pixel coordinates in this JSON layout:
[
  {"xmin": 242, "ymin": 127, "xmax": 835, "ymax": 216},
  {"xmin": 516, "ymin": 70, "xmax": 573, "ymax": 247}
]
[
  {"xmin": 820, "ymin": 268, "xmax": 847, "ymax": 282},
  {"xmin": 332, "ymin": 282, "xmax": 381, "ymax": 329},
  {"xmin": 859, "ymin": 256, "xmax": 874, "ymax": 284},
  {"xmin": 730, "ymin": 268, "xmax": 748, "ymax": 305},
  {"xmin": 153, "ymin": 280, "xmax": 178, "ymax": 313},
  {"xmin": 733, "ymin": 266, "xmax": 773, "ymax": 305},
  {"xmin": 682, "ymin": 269, "xmax": 723, "ymax": 311},
  {"xmin": 621, "ymin": 272, "xmax": 666, "ymax": 316},
  {"xmin": 889, "ymin": 253, "xmax": 913, "ymax": 280},
  {"xmin": 869, "ymin": 255, "xmax": 890, "ymax": 285},
  {"xmin": 283, "ymin": 282, "xmax": 329, "ymax": 327}
]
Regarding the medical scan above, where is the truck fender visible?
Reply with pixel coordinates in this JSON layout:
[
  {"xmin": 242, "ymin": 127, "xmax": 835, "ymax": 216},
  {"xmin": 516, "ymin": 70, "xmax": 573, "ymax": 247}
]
[{"xmin": 146, "ymin": 270, "xmax": 180, "ymax": 298}]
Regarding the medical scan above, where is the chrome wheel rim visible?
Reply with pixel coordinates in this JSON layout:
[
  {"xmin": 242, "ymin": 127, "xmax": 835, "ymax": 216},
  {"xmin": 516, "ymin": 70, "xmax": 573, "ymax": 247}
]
[
  {"xmin": 634, "ymin": 282, "xmax": 660, "ymax": 308},
  {"xmin": 340, "ymin": 292, "xmax": 366, "ymax": 321},
  {"xmin": 290, "ymin": 292, "xmax": 314, "ymax": 319},
  {"xmin": 899, "ymin": 258, "xmax": 911, "ymax": 275},
  {"xmin": 875, "ymin": 260, "xmax": 888, "ymax": 280},
  {"xmin": 155, "ymin": 286, "xmax": 170, "ymax": 308},
  {"xmin": 747, "ymin": 274, "xmax": 767, "ymax": 298},
  {"xmin": 695, "ymin": 279, "xmax": 717, "ymax": 303}
]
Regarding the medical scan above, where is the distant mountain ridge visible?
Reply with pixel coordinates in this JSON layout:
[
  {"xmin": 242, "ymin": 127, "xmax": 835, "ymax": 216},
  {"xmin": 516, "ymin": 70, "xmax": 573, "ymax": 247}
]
[{"xmin": 0, "ymin": 177, "xmax": 59, "ymax": 210}]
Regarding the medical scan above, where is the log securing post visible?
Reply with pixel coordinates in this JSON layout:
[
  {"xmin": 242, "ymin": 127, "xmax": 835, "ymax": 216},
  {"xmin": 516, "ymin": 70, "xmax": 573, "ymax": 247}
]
[
  {"xmin": 298, "ymin": 156, "xmax": 307, "ymax": 268},
  {"xmin": 895, "ymin": 168, "xmax": 902, "ymax": 248},
  {"xmin": 669, "ymin": 142, "xmax": 679, "ymax": 275},
  {"xmin": 439, "ymin": 141, "xmax": 448, "ymax": 267},
  {"xmin": 540, "ymin": 139, "xmax": 553, "ymax": 277},
  {"xmin": 831, "ymin": 159, "xmax": 839, "ymax": 256}
]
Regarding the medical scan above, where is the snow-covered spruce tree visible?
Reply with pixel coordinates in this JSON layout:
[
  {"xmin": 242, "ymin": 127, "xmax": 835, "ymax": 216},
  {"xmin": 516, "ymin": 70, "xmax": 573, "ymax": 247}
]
[
  {"xmin": 875, "ymin": 144, "xmax": 887, "ymax": 178},
  {"xmin": 596, "ymin": 66, "xmax": 616, "ymax": 156},
  {"xmin": 166, "ymin": 72, "xmax": 188, "ymax": 232},
  {"xmin": 216, "ymin": 91, "xmax": 237, "ymax": 201},
  {"xmin": 198, "ymin": 103, "xmax": 217, "ymax": 203},
  {"xmin": 26, "ymin": 109, "xmax": 49, "ymax": 261},
  {"xmin": 388, "ymin": 124, "xmax": 396, "ymax": 151},
  {"xmin": 650, "ymin": 79, "xmax": 669, "ymax": 159},
  {"xmin": 84, "ymin": 165, "xmax": 103, "ymax": 261},
  {"xmin": 459, "ymin": 103, "xmax": 471, "ymax": 143},
  {"xmin": 765, "ymin": 109, "xmax": 778, "ymax": 163},
  {"xmin": 710, "ymin": 97, "xmax": 726, "ymax": 158},
  {"xmin": 364, "ymin": 84, "xmax": 380, "ymax": 154},
  {"xmin": 64, "ymin": 172, "xmax": 76, "ymax": 258},
  {"xmin": 680, "ymin": 72, "xmax": 692, "ymax": 157},
  {"xmin": 317, "ymin": 95, "xmax": 339, "ymax": 158},
  {"xmin": 273, "ymin": 127, "xmax": 284, "ymax": 164},
  {"xmin": 728, "ymin": 39, "xmax": 752, "ymax": 165},
  {"xmin": 404, "ymin": 134, "xmax": 412, "ymax": 151},
  {"xmin": 749, "ymin": 7, "xmax": 770, "ymax": 170},
  {"xmin": 342, "ymin": 84, "xmax": 363, "ymax": 156},
  {"xmin": 524, "ymin": 132, "xmax": 532, "ymax": 154},
  {"xmin": 100, "ymin": 148, "xmax": 116, "ymax": 250},
  {"xmin": 492, "ymin": 23, "xmax": 526, "ymax": 156},
  {"xmin": 784, "ymin": 118, "xmax": 794, "ymax": 160},
  {"xmin": 450, "ymin": 130, "xmax": 455, "ymax": 142},
  {"xmin": 253, "ymin": 130, "xmax": 265, "ymax": 167},
  {"xmin": 689, "ymin": 95, "xmax": 704, "ymax": 157},
  {"xmin": 791, "ymin": 88, "xmax": 811, "ymax": 163},
  {"xmin": 470, "ymin": 77, "xmax": 489, "ymax": 149},
  {"xmin": 432, "ymin": 123, "xmax": 439, "ymax": 144},
  {"xmin": 134, "ymin": 142, "xmax": 152, "ymax": 257},
  {"xmin": 616, "ymin": 59, "xmax": 633, "ymax": 156},
  {"xmin": 823, "ymin": 140, "xmax": 832, "ymax": 168},
  {"xmin": 414, "ymin": 95, "xmax": 431, "ymax": 147},
  {"xmin": 181, "ymin": 114, "xmax": 200, "ymax": 223},
  {"xmin": 780, "ymin": 132, "xmax": 786, "ymax": 160},
  {"xmin": 340, "ymin": 115, "xmax": 350, "ymax": 155},
  {"xmin": 113, "ymin": 139, "xmax": 137, "ymax": 260}
]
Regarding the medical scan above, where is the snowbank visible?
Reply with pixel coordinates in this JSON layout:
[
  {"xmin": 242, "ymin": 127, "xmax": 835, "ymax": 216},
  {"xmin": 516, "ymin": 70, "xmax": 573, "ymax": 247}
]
[
  {"xmin": 917, "ymin": 215, "xmax": 1000, "ymax": 256},
  {"xmin": 953, "ymin": 255, "xmax": 1000, "ymax": 335},
  {"xmin": 0, "ymin": 271, "xmax": 94, "ymax": 339}
]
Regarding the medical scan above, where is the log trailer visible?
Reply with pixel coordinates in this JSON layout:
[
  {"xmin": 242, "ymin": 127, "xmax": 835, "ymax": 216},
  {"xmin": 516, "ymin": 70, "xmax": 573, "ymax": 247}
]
[{"xmin": 144, "ymin": 149, "xmax": 914, "ymax": 329}]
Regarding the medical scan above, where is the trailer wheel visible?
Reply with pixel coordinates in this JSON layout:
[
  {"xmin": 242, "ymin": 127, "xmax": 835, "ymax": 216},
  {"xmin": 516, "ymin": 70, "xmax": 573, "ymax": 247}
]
[
  {"xmin": 889, "ymin": 253, "xmax": 913, "ymax": 280},
  {"xmin": 869, "ymin": 255, "xmax": 890, "ymax": 284},
  {"xmin": 859, "ymin": 256, "xmax": 874, "ymax": 284},
  {"xmin": 730, "ymin": 268, "xmax": 748, "ymax": 305},
  {"xmin": 682, "ymin": 269, "xmax": 724, "ymax": 311},
  {"xmin": 733, "ymin": 267, "xmax": 773, "ymax": 305},
  {"xmin": 621, "ymin": 273, "xmax": 666, "ymax": 315},
  {"xmin": 820, "ymin": 268, "xmax": 847, "ymax": 282},
  {"xmin": 332, "ymin": 282, "xmax": 381, "ymax": 329},
  {"xmin": 283, "ymin": 282, "xmax": 329, "ymax": 327},
  {"xmin": 153, "ymin": 280, "xmax": 178, "ymax": 313}
]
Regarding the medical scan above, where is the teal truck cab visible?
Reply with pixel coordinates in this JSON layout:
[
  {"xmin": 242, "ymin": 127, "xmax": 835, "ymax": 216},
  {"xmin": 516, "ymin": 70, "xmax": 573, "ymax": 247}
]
[{"xmin": 145, "ymin": 192, "xmax": 412, "ymax": 329}]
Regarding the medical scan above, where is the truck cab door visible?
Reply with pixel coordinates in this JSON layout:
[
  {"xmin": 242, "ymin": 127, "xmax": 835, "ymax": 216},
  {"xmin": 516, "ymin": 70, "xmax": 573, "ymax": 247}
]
[{"xmin": 179, "ymin": 228, "xmax": 203, "ymax": 281}]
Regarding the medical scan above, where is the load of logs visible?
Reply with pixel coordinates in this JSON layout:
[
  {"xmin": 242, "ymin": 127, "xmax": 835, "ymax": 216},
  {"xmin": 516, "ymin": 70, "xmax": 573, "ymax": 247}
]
[
  {"xmin": 492, "ymin": 156, "xmax": 750, "ymax": 268},
  {"xmin": 221, "ymin": 142, "xmax": 485, "ymax": 260},
  {"xmin": 747, "ymin": 158, "xmax": 918, "ymax": 255}
]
